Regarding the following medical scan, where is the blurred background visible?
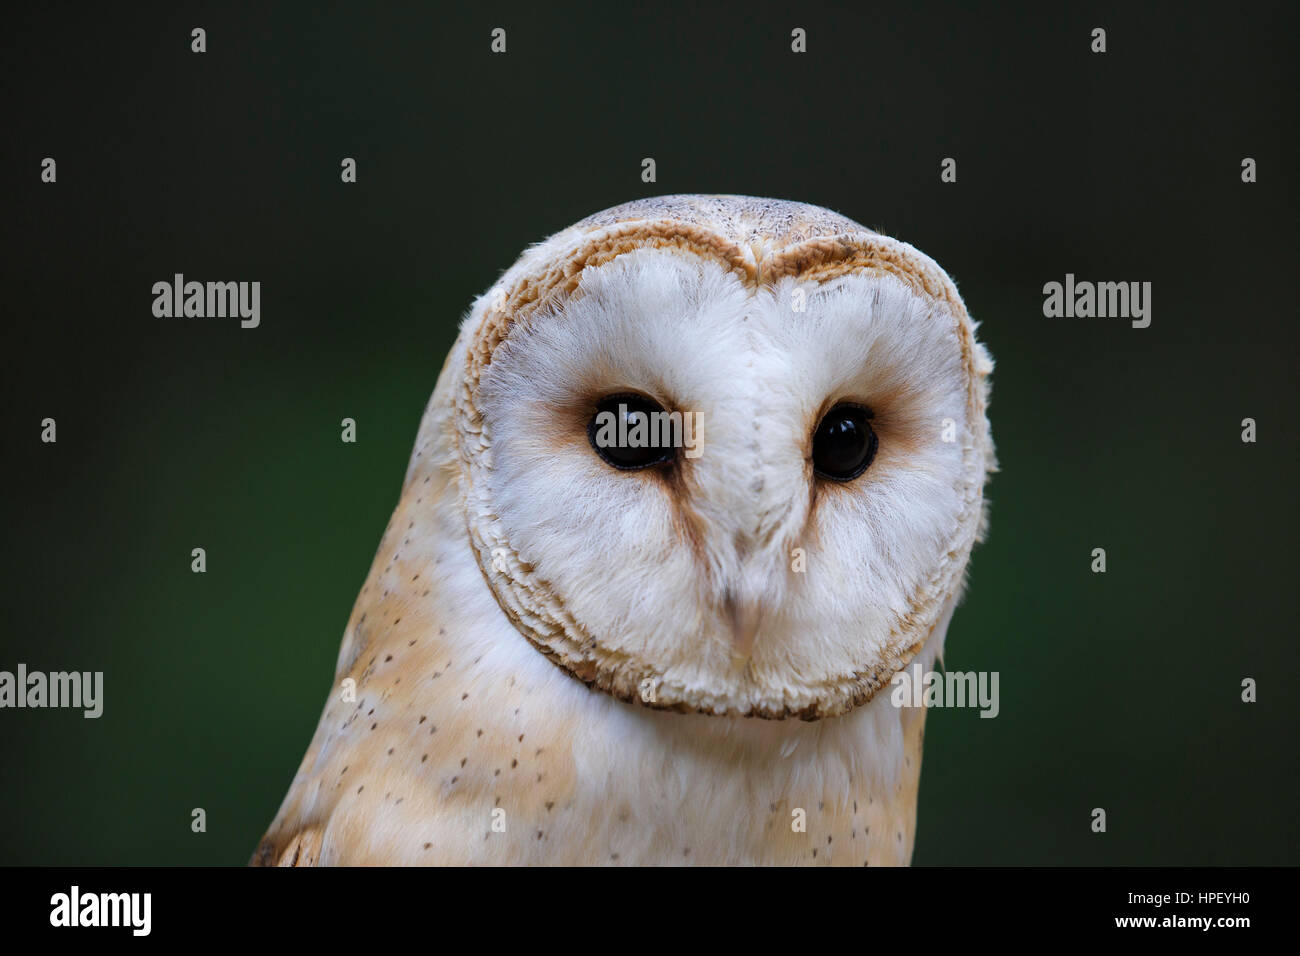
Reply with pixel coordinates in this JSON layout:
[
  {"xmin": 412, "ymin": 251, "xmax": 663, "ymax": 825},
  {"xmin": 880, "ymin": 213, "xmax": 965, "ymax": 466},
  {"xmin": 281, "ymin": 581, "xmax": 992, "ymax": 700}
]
[{"xmin": 2, "ymin": 1, "xmax": 1296, "ymax": 865}]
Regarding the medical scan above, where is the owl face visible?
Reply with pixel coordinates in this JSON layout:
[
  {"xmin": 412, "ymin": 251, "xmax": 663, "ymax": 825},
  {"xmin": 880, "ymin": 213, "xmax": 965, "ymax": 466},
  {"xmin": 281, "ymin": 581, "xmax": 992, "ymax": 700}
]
[{"xmin": 453, "ymin": 197, "xmax": 993, "ymax": 719}]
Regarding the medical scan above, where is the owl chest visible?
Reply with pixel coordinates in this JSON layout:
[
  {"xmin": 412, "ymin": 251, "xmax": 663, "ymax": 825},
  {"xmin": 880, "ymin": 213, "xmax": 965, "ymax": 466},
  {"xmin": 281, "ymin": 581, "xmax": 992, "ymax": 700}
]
[{"xmin": 405, "ymin": 657, "xmax": 925, "ymax": 866}]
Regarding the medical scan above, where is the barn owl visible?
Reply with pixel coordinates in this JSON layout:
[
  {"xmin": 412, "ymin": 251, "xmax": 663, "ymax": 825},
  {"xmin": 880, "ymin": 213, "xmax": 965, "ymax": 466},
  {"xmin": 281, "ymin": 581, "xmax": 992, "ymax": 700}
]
[{"xmin": 253, "ymin": 195, "xmax": 995, "ymax": 866}]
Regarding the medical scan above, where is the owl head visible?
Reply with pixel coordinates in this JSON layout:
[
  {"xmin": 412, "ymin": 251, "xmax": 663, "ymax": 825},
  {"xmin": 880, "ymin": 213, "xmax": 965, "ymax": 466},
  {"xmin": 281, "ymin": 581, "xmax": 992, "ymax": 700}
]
[{"xmin": 440, "ymin": 195, "xmax": 994, "ymax": 720}]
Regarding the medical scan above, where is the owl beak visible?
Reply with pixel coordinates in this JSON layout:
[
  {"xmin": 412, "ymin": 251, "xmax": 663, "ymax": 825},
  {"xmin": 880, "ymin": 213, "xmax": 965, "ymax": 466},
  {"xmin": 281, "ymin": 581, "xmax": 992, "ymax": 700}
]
[{"xmin": 725, "ymin": 593, "xmax": 763, "ymax": 659}]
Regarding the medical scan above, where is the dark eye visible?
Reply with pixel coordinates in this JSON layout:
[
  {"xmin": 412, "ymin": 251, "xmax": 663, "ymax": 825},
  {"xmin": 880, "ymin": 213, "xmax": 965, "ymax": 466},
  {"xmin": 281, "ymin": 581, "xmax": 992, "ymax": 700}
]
[
  {"xmin": 588, "ymin": 394, "xmax": 676, "ymax": 470},
  {"xmin": 812, "ymin": 403, "xmax": 878, "ymax": 481}
]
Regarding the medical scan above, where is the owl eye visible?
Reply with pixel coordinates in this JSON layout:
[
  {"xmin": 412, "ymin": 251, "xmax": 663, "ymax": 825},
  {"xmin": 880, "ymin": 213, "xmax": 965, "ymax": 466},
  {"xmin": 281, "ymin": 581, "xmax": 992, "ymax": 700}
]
[
  {"xmin": 588, "ymin": 394, "xmax": 676, "ymax": 470},
  {"xmin": 812, "ymin": 403, "xmax": 878, "ymax": 481}
]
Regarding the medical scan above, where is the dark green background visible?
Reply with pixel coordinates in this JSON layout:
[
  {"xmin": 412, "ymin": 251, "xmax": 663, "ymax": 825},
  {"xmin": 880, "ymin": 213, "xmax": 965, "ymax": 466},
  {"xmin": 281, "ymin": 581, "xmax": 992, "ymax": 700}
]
[{"xmin": 3, "ymin": 1, "xmax": 1296, "ymax": 865}]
